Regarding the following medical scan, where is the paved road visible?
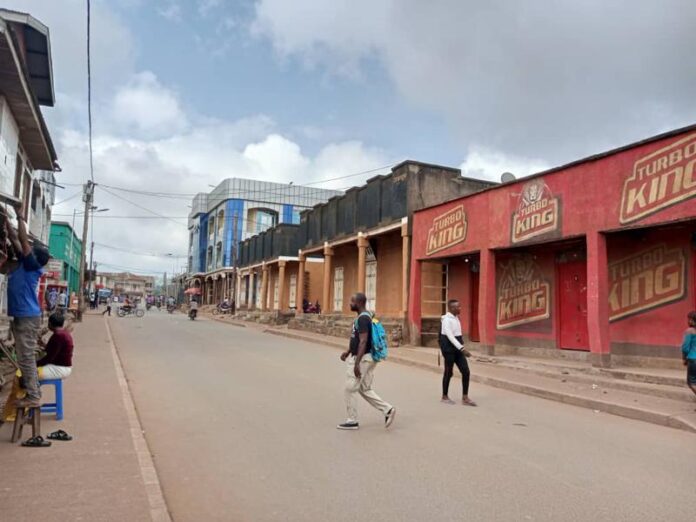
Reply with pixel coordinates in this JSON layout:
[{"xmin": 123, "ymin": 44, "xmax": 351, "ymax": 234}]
[{"xmin": 109, "ymin": 311, "xmax": 696, "ymax": 522}]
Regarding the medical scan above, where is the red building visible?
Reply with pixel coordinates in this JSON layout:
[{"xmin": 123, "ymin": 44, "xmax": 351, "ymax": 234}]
[{"xmin": 408, "ymin": 125, "xmax": 696, "ymax": 368}]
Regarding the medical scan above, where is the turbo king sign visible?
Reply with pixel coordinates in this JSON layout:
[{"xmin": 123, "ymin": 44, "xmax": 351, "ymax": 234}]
[
  {"xmin": 620, "ymin": 133, "xmax": 696, "ymax": 224},
  {"xmin": 425, "ymin": 205, "xmax": 467, "ymax": 256},
  {"xmin": 496, "ymin": 255, "xmax": 550, "ymax": 329},
  {"xmin": 511, "ymin": 180, "xmax": 560, "ymax": 244},
  {"xmin": 608, "ymin": 244, "xmax": 685, "ymax": 321}
]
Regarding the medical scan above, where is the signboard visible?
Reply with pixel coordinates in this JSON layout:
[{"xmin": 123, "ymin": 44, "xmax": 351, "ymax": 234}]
[
  {"xmin": 497, "ymin": 255, "xmax": 551, "ymax": 329},
  {"xmin": 511, "ymin": 180, "xmax": 560, "ymax": 244},
  {"xmin": 620, "ymin": 133, "xmax": 696, "ymax": 224},
  {"xmin": 425, "ymin": 205, "xmax": 467, "ymax": 256},
  {"xmin": 608, "ymin": 244, "xmax": 685, "ymax": 321}
]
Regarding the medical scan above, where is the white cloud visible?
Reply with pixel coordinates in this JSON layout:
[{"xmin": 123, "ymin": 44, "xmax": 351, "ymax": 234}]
[
  {"xmin": 158, "ymin": 1, "xmax": 182, "ymax": 21},
  {"xmin": 198, "ymin": 0, "xmax": 222, "ymax": 17},
  {"xmin": 251, "ymin": 0, "xmax": 696, "ymax": 163},
  {"xmin": 110, "ymin": 72, "xmax": 189, "ymax": 138},
  {"xmin": 458, "ymin": 146, "xmax": 549, "ymax": 183}
]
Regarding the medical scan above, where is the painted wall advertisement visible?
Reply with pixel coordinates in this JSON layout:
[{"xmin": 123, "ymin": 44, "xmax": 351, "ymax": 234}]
[
  {"xmin": 425, "ymin": 205, "xmax": 467, "ymax": 256},
  {"xmin": 608, "ymin": 243, "xmax": 686, "ymax": 321},
  {"xmin": 511, "ymin": 180, "xmax": 561, "ymax": 244},
  {"xmin": 496, "ymin": 255, "xmax": 551, "ymax": 329}
]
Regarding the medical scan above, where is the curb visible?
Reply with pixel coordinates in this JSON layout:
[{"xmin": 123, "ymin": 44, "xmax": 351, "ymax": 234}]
[
  {"xmin": 264, "ymin": 327, "xmax": 696, "ymax": 434},
  {"xmin": 104, "ymin": 318, "xmax": 173, "ymax": 522}
]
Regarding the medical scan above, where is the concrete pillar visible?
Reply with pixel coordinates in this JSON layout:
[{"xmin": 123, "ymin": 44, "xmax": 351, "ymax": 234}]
[
  {"xmin": 278, "ymin": 260, "xmax": 287, "ymax": 311},
  {"xmin": 260, "ymin": 265, "xmax": 269, "ymax": 312},
  {"xmin": 322, "ymin": 244, "xmax": 333, "ymax": 314},
  {"xmin": 401, "ymin": 221, "xmax": 410, "ymax": 316},
  {"xmin": 477, "ymin": 248, "xmax": 497, "ymax": 356},
  {"xmin": 407, "ymin": 259, "xmax": 422, "ymax": 345},
  {"xmin": 587, "ymin": 231, "xmax": 611, "ymax": 367},
  {"xmin": 236, "ymin": 272, "xmax": 242, "ymax": 306},
  {"xmin": 297, "ymin": 253, "xmax": 306, "ymax": 315},
  {"xmin": 357, "ymin": 234, "xmax": 368, "ymax": 294}
]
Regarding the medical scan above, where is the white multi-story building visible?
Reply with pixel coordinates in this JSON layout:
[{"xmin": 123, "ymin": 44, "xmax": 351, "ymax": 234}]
[{"xmin": 0, "ymin": 9, "xmax": 59, "ymax": 319}]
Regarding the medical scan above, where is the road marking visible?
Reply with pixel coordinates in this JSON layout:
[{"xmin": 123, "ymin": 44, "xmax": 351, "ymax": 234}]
[{"xmin": 104, "ymin": 317, "xmax": 172, "ymax": 522}]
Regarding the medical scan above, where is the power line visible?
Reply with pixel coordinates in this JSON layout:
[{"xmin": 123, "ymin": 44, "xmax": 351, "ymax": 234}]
[
  {"xmin": 53, "ymin": 190, "xmax": 82, "ymax": 206},
  {"xmin": 86, "ymin": 0, "xmax": 95, "ymax": 183},
  {"xmin": 94, "ymin": 241, "xmax": 186, "ymax": 258},
  {"xmin": 98, "ymin": 186, "xmax": 187, "ymax": 226}
]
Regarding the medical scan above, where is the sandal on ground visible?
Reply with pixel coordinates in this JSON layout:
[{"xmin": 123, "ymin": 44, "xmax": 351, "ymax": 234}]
[
  {"xmin": 462, "ymin": 399, "xmax": 478, "ymax": 407},
  {"xmin": 21, "ymin": 436, "xmax": 51, "ymax": 447},
  {"xmin": 47, "ymin": 429, "xmax": 73, "ymax": 441}
]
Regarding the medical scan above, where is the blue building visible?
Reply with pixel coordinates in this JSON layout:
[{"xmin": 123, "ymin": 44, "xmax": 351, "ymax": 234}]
[{"xmin": 186, "ymin": 178, "xmax": 341, "ymax": 302}]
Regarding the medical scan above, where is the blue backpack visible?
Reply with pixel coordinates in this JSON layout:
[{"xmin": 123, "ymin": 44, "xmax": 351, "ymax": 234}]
[{"xmin": 357, "ymin": 311, "xmax": 389, "ymax": 362}]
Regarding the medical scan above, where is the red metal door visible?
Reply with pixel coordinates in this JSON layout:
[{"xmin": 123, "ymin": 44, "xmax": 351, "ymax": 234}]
[
  {"xmin": 469, "ymin": 268, "xmax": 480, "ymax": 342},
  {"xmin": 558, "ymin": 260, "xmax": 589, "ymax": 350}
]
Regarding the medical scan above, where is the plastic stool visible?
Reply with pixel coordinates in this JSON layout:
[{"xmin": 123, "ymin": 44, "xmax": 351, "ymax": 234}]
[
  {"xmin": 11, "ymin": 406, "xmax": 41, "ymax": 443},
  {"xmin": 39, "ymin": 379, "xmax": 63, "ymax": 420}
]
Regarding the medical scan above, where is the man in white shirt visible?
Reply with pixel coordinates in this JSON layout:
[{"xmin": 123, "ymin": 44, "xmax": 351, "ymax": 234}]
[{"xmin": 440, "ymin": 299, "xmax": 477, "ymax": 406}]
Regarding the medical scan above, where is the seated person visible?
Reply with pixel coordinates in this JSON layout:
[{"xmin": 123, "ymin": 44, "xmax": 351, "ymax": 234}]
[
  {"xmin": 121, "ymin": 297, "xmax": 133, "ymax": 312},
  {"xmin": 37, "ymin": 312, "xmax": 74, "ymax": 380},
  {"xmin": 2, "ymin": 313, "xmax": 73, "ymax": 422}
]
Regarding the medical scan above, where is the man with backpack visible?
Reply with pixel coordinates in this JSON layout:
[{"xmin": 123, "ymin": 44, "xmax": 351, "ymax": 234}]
[{"xmin": 337, "ymin": 292, "xmax": 396, "ymax": 430}]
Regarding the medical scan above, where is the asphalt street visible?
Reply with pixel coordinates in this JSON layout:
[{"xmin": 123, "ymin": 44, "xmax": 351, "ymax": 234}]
[{"xmin": 109, "ymin": 310, "xmax": 696, "ymax": 522}]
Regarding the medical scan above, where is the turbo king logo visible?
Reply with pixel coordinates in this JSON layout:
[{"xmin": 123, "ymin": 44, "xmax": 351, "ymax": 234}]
[
  {"xmin": 620, "ymin": 133, "xmax": 696, "ymax": 224},
  {"xmin": 511, "ymin": 180, "xmax": 560, "ymax": 244},
  {"xmin": 425, "ymin": 205, "xmax": 467, "ymax": 256},
  {"xmin": 608, "ymin": 244, "xmax": 685, "ymax": 321},
  {"xmin": 496, "ymin": 255, "xmax": 550, "ymax": 329}
]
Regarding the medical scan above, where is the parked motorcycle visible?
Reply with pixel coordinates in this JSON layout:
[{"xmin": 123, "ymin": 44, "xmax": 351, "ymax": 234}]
[
  {"xmin": 118, "ymin": 306, "xmax": 144, "ymax": 318},
  {"xmin": 212, "ymin": 303, "xmax": 233, "ymax": 315},
  {"xmin": 188, "ymin": 308, "xmax": 197, "ymax": 321}
]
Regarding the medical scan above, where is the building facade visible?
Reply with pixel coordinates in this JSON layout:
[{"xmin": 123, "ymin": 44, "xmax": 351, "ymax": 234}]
[
  {"xmin": 0, "ymin": 9, "xmax": 58, "ymax": 320},
  {"xmin": 48, "ymin": 222, "xmax": 82, "ymax": 293},
  {"xmin": 408, "ymin": 125, "xmax": 696, "ymax": 369},
  {"xmin": 236, "ymin": 161, "xmax": 494, "ymax": 342},
  {"xmin": 186, "ymin": 178, "xmax": 341, "ymax": 304},
  {"xmin": 96, "ymin": 272, "xmax": 155, "ymax": 298}
]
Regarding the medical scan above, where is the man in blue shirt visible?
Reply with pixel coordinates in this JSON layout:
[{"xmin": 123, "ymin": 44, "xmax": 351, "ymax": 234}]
[
  {"xmin": 682, "ymin": 311, "xmax": 696, "ymax": 398},
  {"xmin": 1, "ymin": 203, "xmax": 50, "ymax": 408}
]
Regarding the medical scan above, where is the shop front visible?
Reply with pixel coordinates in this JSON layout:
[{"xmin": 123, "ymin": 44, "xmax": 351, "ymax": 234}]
[{"xmin": 409, "ymin": 125, "xmax": 696, "ymax": 368}]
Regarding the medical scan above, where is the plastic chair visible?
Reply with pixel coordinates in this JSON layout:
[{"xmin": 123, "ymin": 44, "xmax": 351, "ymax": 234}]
[{"xmin": 39, "ymin": 379, "xmax": 63, "ymax": 420}]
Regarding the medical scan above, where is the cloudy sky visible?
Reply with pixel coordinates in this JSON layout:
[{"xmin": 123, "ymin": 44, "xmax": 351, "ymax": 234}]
[{"xmin": 5, "ymin": 0, "xmax": 696, "ymax": 276}]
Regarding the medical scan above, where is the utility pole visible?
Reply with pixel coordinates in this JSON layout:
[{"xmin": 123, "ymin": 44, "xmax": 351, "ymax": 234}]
[
  {"xmin": 163, "ymin": 271, "xmax": 168, "ymax": 297},
  {"xmin": 77, "ymin": 180, "xmax": 93, "ymax": 317}
]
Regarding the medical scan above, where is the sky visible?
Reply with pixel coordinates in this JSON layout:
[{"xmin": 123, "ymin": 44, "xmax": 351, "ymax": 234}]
[{"xmin": 4, "ymin": 0, "xmax": 696, "ymax": 277}]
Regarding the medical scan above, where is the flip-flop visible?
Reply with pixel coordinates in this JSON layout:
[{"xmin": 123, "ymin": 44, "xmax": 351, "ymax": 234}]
[
  {"xmin": 462, "ymin": 399, "xmax": 478, "ymax": 407},
  {"xmin": 21, "ymin": 436, "xmax": 51, "ymax": 447},
  {"xmin": 47, "ymin": 429, "xmax": 73, "ymax": 441},
  {"xmin": 441, "ymin": 398, "xmax": 456, "ymax": 404}
]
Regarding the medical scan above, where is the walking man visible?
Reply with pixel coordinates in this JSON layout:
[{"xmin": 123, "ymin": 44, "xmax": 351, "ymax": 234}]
[
  {"xmin": 102, "ymin": 296, "xmax": 112, "ymax": 316},
  {"xmin": 337, "ymin": 293, "xmax": 396, "ymax": 430},
  {"xmin": 440, "ymin": 299, "xmax": 477, "ymax": 406}
]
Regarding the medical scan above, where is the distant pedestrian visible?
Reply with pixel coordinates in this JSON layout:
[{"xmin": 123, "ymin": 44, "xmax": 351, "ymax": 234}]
[
  {"xmin": 681, "ymin": 311, "xmax": 696, "ymax": 398},
  {"xmin": 57, "ymin": 289, "xmax": 68, "ymax": 312},
  {"xmin": 337, "ymin": 292, "xmax": 395, "ymax": 430},
  {"xmin": 439, "ymin": 299, "xmax": 476, "ymax": 406},
  {"xmin": 102, "ymin": 297, "xmax": 112, "ymax": 316}
]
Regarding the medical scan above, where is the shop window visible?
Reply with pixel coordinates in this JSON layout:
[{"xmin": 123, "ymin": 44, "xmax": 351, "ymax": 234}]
[
  {"xmin": 247, "ymin": 208, "xmax": 278, "ymax": 235},
  {"xmin": 216, "ymin": 242, "xmax": 223, "ymax": 268},
  {"xmin": 366, "ymin": 261, "xmax": 377, "ymax": 311},
  {"xmin": 289, "ymin": 274, "xmax": 297, "ymax": 308},
  {"xmin": 273, "ymin": 277, "xmax": 279, "ymax": 310},
  {"xmin": 333, "ymin": 267, "xmax": 344, "ymax": 312},
  {"xmin": 207, "ymin": 246, "xmax": 213, "ymax": 271}
]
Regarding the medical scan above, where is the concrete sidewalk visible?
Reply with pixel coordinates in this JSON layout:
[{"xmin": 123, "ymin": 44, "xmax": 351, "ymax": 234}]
[
  {"xmin": 216, "ymin": 316, "xmax": 696, "ymax": 434},
  {"xmin": 0, "ymin": 314, "xmax": 169, "ymax": 522}
]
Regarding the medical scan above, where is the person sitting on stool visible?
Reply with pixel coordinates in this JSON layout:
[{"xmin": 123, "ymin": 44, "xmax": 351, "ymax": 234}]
[{"xmin": 37, "ymin": 312, "xmax": 73, "ymax": 380}]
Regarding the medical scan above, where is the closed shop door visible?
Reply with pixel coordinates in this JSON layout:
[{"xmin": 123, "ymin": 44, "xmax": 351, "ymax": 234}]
[
  {"xmin": 289, "ymin": 274, "xmax": 297, "ymax": 309},
  {"xmin": 470, "ymin": 267, "xmax": 480, "ymax": 342},
  {"xmin": 558, "ymin": 260, "xmax": 589, "ymax": 350},
  {"xmin": 366, "ymin": 261, "xmax": 377, "ymax": 311},
  {"xmin": 333, "ymin": 267, "xmax": 344, "ymax": 312}
]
